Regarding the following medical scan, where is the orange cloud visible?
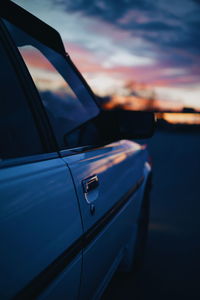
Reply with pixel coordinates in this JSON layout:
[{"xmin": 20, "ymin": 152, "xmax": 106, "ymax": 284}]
[
  {"xmin": 19, "ymin": 44, "xmax": 200, "ymax": 111},
  {"xmin": 20, "ymin": 48, "xmax": 55, "ymax": 72},
  {"xmin": 157, "ymin": 113, "xmax": 200, "ymax": 124},
  {"xmin": 102, "ymin": 95, "xmax": 183, "ymax": 112}
]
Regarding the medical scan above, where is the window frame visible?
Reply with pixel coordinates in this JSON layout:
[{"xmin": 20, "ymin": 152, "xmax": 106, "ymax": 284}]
[
  {"xmin": 1, "ymin": 1, "xmax": 101, "ymax": 150},
  {"xmin": 0, "ymin": 0, "xmax": 107, "ymax": 165},
  {"xmin": 0, "ymin": 2, "xmax": 102, "ymax": 152},
  {"xmin": 0, "ymin": 19, "xmax": 60, "ymax": 167},
  {"xmin": 0, "ymin": 19, "xmax": 102, "ymax": 169}
]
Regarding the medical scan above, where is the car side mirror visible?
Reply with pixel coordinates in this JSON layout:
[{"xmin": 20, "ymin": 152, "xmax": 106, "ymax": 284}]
[
  {"xmin": 95, "ymin": 110, "xmax": 156, "ymax": 144},
  {"xmin": 115, "ymin": 110, "xmax": 155, "ymax": 139}
]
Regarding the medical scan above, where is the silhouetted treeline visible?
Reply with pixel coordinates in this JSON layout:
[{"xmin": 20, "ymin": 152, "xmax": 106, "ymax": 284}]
[{"xmin": 156, "ymin": 118, "xmax": 200, "ymax": 133}]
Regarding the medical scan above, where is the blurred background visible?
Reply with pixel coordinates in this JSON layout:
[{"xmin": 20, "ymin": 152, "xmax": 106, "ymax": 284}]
[
  {"xmin": 13, "ymin": 1, "xmax": 200, "ymax": 298},
  {"xmin": 13, "ymin": 0, "xmax": 200, "ymax": 113}
]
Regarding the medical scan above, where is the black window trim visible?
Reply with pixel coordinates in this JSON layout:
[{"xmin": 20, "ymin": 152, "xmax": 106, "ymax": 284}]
[
  {"xmin": 1, "ymin": 1, "xmax": 103, "ymax": 152},
  {"xmin": 0, "ymin": 23, "xmax": 103, "ymax": 167},
  {"xmin": 0, "ymin": 2, "xmax": 104, "ymax": 164},
  {"xmin": 0, "ymin": 0, "xmax": 100, "ymax": 110},
  {"xmin": 0, "ymin": 19, "xmax": 59, "ymax": 158}
]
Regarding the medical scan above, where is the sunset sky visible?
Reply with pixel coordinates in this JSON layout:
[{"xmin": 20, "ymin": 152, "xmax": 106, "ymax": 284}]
[{"xmin": 13, "ymin": 0, "xmax": 200, "ymax": 111}]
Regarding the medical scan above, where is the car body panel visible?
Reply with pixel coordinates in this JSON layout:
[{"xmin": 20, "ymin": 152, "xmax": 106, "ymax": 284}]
[
  {"xmin": 61, "ymin": 140, "xmax": 150, "ymax": 298},
  {"xmin": 37, "ymin": 256, "xmax": 82, "ymax": 300},
  {"xmin": 0, "ymin": 158, "xmax": 82, "ymax": 299},
  {"xmin": 61, "ymin": 140, "xmax": 148, "ymax": 232},
  {"xmin": 81, "ymin": 186, "xmax": 146, "ymax": 300}
]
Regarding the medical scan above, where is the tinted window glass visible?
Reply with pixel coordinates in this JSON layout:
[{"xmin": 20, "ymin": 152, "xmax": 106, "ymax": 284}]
[
  {"xmin": 3, "ymin": 20, "xmax": 100, "ymax": 148},
  {"xmin": 0, "ymin": 35, "xmax": 44, "ymax": 159}
]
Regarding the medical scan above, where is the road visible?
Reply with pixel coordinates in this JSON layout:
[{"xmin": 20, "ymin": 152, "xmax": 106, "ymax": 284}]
[{"xmin": 102, "ymin": 129, "xmax": 200, "ymax": 300}]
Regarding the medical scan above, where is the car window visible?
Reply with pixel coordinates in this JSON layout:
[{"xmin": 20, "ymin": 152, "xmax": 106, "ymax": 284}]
[
  {"xmin": 3, "ymin": 20, "xmax": 100, "ymax": 149},
  {"xmin": 0, "ymin": 33, "xmax": 44, "ymax": 160}
]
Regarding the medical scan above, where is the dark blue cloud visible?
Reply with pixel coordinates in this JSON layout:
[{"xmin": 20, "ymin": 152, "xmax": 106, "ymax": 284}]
[
  {"xmin": 53, "ymin": 0, "xmax": 200, "ymax": 74},
  {"xmin": 57, "ymin": 0, "xmax": 157, "ymax": 23},
  {"xmin": 54, "ymin": 1, "xmax": 199, "ymax": 41}
]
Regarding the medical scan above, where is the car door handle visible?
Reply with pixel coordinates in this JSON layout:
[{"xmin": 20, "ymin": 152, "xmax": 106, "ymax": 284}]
[{"xmin": 82, "ymin": 175, "xmax": 99, "ymax": 194}]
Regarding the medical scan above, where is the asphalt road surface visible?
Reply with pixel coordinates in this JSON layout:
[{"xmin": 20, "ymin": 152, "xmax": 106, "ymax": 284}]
[{"xmin": 102, "ymin": 129, "xmax": 200, "ymax": 300}]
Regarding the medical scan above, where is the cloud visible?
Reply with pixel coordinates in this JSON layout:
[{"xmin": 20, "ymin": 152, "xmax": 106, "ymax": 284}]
[
  {"xmin": 13, "ymin": 0, "xmax": 200, "ymax": 108},
  {"xmin": 53, "ymin": 0, "xmax": 200, "ymax": 73}
]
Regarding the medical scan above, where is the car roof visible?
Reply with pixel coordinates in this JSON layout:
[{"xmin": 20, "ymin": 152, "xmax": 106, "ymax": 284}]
[{"xmin": 0, "ymin": 0, "xmax": 66, "ymax": 55}]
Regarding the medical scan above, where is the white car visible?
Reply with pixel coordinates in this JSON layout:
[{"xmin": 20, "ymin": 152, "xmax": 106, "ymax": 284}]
[{"xmin": 0, "ymin": 1, "xmax": 154, "ymax": 299}]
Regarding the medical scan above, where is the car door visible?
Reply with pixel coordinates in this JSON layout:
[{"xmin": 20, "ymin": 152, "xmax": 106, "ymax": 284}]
[
  {"xmin": 0, "ymin": 21, "xmax": 83, "ymax": 300},
  {"xmin": 61, "ymin": 139, "xmax": 148, "ymax": 299}
]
